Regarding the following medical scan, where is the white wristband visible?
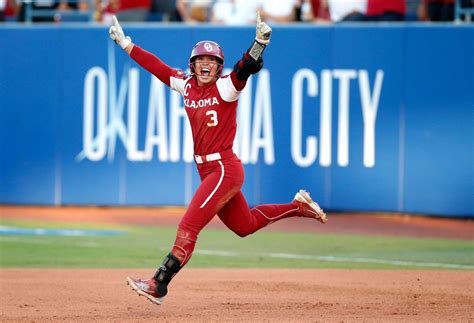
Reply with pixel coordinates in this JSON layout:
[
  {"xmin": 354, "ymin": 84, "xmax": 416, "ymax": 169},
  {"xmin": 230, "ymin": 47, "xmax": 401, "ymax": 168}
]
[
  {"xmin": 255, "ymin": 37, "xmax": 270, "ymax": 46},
  {"xmin": 120, "ymin": 37, "xmax": 131, "ymax": 50}
]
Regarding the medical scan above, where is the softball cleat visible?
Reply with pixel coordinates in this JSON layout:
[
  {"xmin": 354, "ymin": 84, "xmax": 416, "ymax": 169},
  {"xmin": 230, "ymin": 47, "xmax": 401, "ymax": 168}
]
[
  {"xmin": 126, "ymin": 277, "xmax": 164, "ymax": 305},
  {"xmin": 293, "ymin": 189, "xmax": 327, "ymax": 224}
]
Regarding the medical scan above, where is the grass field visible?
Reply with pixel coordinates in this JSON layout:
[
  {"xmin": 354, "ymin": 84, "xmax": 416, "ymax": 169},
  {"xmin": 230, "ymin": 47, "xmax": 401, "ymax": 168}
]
[{"xmin": 1, "ymin": 218, "xmax": 473, "ymax": 270}]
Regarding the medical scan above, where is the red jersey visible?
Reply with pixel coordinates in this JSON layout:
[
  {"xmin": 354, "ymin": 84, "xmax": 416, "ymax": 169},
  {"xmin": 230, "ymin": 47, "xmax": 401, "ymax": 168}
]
[
  {"xmin": 130, "ymin": 46, "xmax": 245, "ymax": 156},
  {"xmin": 170, "ymin": 75, "xmax": 240, "ymax": 155},
  {"xmin": 119, "ymin": 0, "xmax": 151, "ymax": 10},
  {"xmin": 367, "ymin": 0, "xmax": 406, "ymax": 16}
]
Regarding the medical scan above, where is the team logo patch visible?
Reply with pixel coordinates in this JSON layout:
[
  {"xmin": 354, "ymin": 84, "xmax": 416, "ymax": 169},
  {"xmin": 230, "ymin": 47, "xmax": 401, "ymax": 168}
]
[{"xmin": 204, "ymin": 42, "xmax": 213, "ymax": 52}]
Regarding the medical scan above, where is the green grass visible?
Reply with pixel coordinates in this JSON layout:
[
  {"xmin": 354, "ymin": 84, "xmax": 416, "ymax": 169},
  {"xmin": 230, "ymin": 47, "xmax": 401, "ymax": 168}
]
[{"xmin": 0, "ymin": 219, "xmax": 473, "ymax": 270}]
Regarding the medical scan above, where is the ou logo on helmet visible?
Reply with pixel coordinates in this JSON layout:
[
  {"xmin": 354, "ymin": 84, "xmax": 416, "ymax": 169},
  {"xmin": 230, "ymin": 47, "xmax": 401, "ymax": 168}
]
[{"xmin": 204, "ymin": 42, "xmax": 213, "ymax": 52}]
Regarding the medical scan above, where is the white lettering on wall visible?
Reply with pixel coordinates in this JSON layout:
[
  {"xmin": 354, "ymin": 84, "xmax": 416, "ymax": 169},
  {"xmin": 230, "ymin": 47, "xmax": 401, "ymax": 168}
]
[
  {"xmin": 82, "ymin": 67, "xmax": 107, "ymax": 161},
  {"xmin": 359, "ymin": 70, "xmax": 383, "ymax": 168},
  {"xmin": 290, "ymin": 68, "xmax": 383, "ymax": 167},
  {"xmin": 291, "ymin": 68, "xmax": 318, "ymax": 167},
  {"xmin": 234, "ymin": 77, "xmax": 252, "ymax": 163},
  {"xmin": 127, "ymin": 68, "xmax": 145, "ymax": 161},
  {"xmin": 319, "ymin": 69, "xmax": 332, "ymax": 167},
  {"xmin": 144, "ymin": 76, "xmax": 168, "ymax": 161},
  {"xmin": 333, "ymin": 69, "xmax": 357, "ymax": 167},
  {"xmin": 79, "ymin": 65, "xmax": 275, "ymax": 165},
  {"xmin": 78, "ymin": 63, "xmax": 383, "ymax": 168},
  {"xmin": 251, "ymin": 70, "xmax": 274, "ymax": 165}
]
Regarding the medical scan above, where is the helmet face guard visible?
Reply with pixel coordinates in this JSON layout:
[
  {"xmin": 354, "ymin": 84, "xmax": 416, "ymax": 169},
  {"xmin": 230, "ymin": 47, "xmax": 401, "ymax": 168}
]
[{"xmin": 189, "ymin": 41, "xmax": 224, "ymax": 76}]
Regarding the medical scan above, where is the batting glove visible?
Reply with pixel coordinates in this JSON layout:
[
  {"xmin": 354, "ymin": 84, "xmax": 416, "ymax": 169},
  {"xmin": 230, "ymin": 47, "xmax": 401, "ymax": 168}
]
[
  {"xmin": 255, "ymin": 11, "xmax": 272, "ymax": 45},
  {"xmin": 109, "ymin": 16, "xmax": 131, "ymax": 50}
]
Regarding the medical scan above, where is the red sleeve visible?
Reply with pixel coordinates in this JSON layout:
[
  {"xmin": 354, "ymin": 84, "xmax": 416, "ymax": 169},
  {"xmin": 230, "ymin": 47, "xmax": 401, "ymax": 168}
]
[
  {"xmin": 130, "ymin": 45, "xmax": 175, "ymax": 87},
  {"xmin": 230, "ymin": 71, "xmax": 247, "ymax": 91}
]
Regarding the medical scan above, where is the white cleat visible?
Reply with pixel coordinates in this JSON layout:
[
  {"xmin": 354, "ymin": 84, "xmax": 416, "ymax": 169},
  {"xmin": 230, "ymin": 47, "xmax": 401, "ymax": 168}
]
[
  {"xmin": 126, "ymin": 277, "xmax": 164, "ymax": 305},
  {"xmin": 293, "ymin": 189, "xmax": 327, "ymax": 224}
]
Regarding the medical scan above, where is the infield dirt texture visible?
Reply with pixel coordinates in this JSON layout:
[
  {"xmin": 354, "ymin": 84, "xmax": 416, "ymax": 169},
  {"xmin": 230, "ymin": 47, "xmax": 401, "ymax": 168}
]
[{"xmin": 1, "ymin": 206, "xmax": 473, "ymax": 322}]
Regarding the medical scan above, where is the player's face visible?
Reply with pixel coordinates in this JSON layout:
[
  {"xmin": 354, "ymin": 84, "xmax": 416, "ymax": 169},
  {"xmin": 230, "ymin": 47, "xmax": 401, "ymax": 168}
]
[{"xmin": 194, "ymin": 56, "xmax": 219, "ymax": 85}]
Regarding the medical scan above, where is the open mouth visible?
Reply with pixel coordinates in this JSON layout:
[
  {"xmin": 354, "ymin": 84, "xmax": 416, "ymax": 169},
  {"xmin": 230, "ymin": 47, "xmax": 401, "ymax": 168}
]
[{"xmin": 201, "ymin": 68, "xmax": 211, "ymax": 76}]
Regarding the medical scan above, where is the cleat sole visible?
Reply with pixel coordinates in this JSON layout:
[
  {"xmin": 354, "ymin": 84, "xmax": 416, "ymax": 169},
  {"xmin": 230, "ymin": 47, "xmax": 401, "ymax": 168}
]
[
  {"xmin": 295, "ymin": 190, "xmax": 328, "ymax": 224},
  {"xmin": 126, "ymin": 277, "xmax": 164, "ymax": 305}
]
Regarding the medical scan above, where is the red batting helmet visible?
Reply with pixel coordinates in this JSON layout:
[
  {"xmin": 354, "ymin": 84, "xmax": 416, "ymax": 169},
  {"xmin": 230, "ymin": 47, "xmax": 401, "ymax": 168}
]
[{"xmin": 189, "ymin": 40, "xmax": 225, "ymax": 76}]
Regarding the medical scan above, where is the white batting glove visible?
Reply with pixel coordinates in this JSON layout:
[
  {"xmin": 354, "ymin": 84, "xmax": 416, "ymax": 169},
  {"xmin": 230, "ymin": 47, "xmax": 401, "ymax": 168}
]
[
  {"xmin": 255, "ymin": 11, "xmax": 272, "ymax": 45},
  {"xmin": 109, "ymin": 16, "xmax": 131, "ymax": 50}
]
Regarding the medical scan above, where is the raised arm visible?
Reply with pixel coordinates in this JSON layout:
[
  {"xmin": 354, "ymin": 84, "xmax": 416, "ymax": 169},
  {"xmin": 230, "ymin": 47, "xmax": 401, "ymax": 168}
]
[
  {"xmin": 109, "ymin": 16, "xmax": 134, "ymax": 53},
  {"xmin": 231, "ymin": 11, "xmax": 273, "ymax": 91},
  {"xmin": 109, "ymin": 16, "xmax": 178, "ymax": 87}
]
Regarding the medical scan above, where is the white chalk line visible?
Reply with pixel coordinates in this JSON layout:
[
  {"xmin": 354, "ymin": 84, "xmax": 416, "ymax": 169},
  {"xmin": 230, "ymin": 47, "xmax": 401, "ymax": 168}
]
[
  {"xmin": 2, "ymin": 237, "xmax": 471, "ymax": 269},
  {"xmin": 194, "ymin": 249, "xmax": 474, "ymax": 270},
  {"xmin": 0, "ymin": 236, "xmax": 99, "ymax": 247}
]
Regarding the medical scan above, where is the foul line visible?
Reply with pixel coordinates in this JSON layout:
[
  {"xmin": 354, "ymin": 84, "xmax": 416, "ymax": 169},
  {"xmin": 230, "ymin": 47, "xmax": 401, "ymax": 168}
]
[
  {"xmin": 194, "ymin": 249, "xmax": 474, "ymax": 270},
  {"xmin": 0, "ymin": 226, "xmax": 125, "ymax": 237}
]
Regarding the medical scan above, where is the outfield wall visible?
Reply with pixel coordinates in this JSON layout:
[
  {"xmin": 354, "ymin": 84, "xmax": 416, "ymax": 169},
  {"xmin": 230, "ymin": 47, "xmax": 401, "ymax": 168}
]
[{"xmin": 0, "ymin": 24, "xmax": 472, "ymax": 217}]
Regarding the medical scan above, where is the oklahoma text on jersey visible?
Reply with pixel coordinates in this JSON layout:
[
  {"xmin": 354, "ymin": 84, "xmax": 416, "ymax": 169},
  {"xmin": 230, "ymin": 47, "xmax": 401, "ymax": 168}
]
[{"xmin": 184, "ymin": 97, "xmax": 220, "ymax": 109}]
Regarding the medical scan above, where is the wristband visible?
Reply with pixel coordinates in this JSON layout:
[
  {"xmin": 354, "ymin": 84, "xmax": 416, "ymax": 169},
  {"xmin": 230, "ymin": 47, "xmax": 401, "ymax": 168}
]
[
  {"xmin": 120, "ymin": 37, "xmax": 131, "ymax": 50},
  {"xmin": 249, "ymin": 40, "xmax": 266, "ymax": 61}
]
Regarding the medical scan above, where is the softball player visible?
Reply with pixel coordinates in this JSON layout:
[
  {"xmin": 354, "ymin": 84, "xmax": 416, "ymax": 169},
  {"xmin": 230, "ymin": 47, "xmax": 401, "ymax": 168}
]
[{"xmin": 109, "ymin": 13, "xmax": 327, "ymax": 305}]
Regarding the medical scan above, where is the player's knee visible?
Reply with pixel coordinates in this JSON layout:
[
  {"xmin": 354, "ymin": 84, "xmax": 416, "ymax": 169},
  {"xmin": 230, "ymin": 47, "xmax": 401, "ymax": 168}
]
[{"xmin": 233, "ymin": 227, "xmax": 253, "ymax": 238}]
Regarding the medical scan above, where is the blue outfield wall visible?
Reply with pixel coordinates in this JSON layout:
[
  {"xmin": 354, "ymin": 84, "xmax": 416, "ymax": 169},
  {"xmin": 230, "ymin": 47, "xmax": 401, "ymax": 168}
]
[{"xmin": 0, "ymin": 24, "xmax": 472, "ymax": 217}]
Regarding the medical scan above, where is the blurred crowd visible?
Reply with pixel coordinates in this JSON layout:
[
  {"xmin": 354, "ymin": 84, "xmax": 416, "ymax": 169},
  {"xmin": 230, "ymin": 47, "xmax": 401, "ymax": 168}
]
[{"xmin": 0, "ymin": 0, "xmax": 472, "ymax": 23}]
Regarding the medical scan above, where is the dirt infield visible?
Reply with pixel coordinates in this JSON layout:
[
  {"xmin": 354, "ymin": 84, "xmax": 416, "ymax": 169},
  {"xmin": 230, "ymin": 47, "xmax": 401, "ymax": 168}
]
[
  {"xmin": 1, "ymin": 205, "xmax": 473, "ymax": 322},
  {"xmin": 1, "ymin": 268, "xmax": 473, "ymax": 322}
]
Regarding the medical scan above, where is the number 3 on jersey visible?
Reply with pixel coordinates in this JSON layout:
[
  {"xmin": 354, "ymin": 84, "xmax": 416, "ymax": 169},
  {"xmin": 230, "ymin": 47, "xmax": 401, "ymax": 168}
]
[{"xmin": 206, "ymin": 110, "xmax": 218, "ymax": 127}]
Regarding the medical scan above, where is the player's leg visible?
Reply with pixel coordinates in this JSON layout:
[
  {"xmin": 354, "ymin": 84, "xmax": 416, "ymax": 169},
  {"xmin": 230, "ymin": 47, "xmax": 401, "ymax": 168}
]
[
  {"xmin": 170, "ymin": 160, "xmax": 243, "ymax": 265},
  {"xmin": 126, "ymin": 252, "xmax": 181, "ymax": 305},
  {"xmin": 218, "ymin": 190, "xmax": 327, "ymax": 237},
  {"xmin": 127, "ymin": 160, "xmax": 242, "ymax": 304},
  {"xmin": 127, "ymin": 171, "xmax": 225, "ymax": 304},
  {"xmin": 217, "ymin": 191, "xmax": 297, "ymax": 236}
]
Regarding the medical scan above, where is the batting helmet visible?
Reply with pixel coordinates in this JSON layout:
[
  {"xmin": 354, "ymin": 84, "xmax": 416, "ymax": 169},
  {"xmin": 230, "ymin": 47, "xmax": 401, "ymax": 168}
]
[{"xmin": 189, "ymin": 41, "xmax": 225, "ymax": 76}]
